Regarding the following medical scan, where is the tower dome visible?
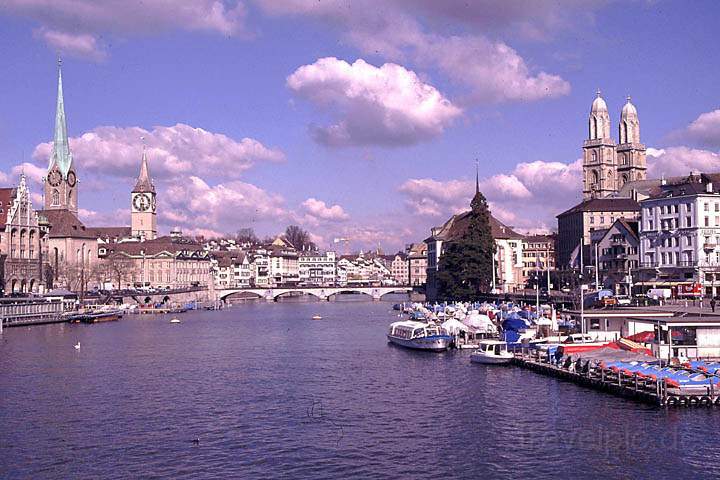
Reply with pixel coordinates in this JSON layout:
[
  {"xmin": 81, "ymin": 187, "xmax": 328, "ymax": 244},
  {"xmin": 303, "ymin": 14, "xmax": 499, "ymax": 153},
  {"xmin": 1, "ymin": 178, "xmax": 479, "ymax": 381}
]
[
  {"xmin": 590, "ymin": 90, "xmax": 608, "ymax": 113},
  {"xmin": 588, "ymin": 90, "xmax": 610, "ymax": 140},
  {"xmin": 619, "ymin": 95, "xmax": 640, "ymax": 144},
  {"xmin": 621, "ymin": 96, "xmax": 638, "ymax": 118}
]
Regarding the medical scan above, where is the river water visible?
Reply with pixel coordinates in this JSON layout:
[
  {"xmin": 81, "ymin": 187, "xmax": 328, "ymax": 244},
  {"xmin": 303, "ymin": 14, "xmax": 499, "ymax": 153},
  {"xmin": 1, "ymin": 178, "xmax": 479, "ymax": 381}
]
[{"xmin": 1, "ymin": 298, "xmax": 719, "ymax": 479}]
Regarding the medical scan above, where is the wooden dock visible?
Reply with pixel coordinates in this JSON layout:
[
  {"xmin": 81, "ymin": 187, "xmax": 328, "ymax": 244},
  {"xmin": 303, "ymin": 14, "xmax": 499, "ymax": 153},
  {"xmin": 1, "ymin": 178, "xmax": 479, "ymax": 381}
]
[{"xmin": 512, "ymin": 354, "xmax": 720, "ymax": 408}]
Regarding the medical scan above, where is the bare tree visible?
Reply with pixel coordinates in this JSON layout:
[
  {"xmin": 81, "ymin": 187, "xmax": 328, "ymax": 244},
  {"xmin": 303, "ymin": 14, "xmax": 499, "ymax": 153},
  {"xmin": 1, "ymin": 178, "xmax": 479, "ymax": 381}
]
[
  {"xmin": 104, "ymin": 253, "xmax": 138, "ymax": 290},
  {"xmin": 284, "ymin": 225, "xmax": 316, "ymax": 251},
  {"xmin": 236, "ymin": 228, "xmax": 259, "ymax": 245}
]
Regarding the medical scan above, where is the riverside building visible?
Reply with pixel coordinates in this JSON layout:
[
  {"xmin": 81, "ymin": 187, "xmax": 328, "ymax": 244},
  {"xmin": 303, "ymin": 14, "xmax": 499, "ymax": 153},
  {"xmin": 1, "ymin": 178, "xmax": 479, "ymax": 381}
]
[{"xmin": 637, "ymin": 172, "xmax": 720, "ymax": 296}]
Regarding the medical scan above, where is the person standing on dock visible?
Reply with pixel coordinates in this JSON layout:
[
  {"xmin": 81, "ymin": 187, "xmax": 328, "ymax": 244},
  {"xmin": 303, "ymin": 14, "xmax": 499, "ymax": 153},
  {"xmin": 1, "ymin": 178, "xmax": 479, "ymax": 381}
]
[{"xmin": 711, "ymin": 298, "xmax": 716, "ymax": 313}]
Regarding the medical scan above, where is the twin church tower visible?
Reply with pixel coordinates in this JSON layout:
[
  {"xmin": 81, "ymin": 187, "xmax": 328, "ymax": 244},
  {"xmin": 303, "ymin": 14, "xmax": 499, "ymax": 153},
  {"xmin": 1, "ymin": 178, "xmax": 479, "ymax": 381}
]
[
  {"xmin": 582, "ymin": 91, "xmax": 647, "ymax": 199},
  {"xmin": 42, "ymin": 60, "xmax": 157, "ymax": 240}
]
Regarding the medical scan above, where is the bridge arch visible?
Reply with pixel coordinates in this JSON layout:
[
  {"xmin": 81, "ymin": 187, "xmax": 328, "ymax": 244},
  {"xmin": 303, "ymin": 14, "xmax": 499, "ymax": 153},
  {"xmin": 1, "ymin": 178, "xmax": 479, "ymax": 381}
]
[
  {"xmin": 377, "ymin": 289, "xmax": 413, "ymax": 300},
  {"xmin": 327, "ymin": 289, "xmax": 375, "ymax": 300},
  {"xmin": 220, "ymin": 290, "xmax": 265, "ymax": 302},
  {"xmin": 273, "ymin": 290, "xmax": 326, "ymax": 301}
]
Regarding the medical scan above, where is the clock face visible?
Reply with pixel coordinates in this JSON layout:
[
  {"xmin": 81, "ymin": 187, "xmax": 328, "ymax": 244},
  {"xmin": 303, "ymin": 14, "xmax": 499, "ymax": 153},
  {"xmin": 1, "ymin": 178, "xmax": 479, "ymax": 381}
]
[
  {"xmin": 67, "ymin": 171, "xmax": 77, "ymax": 187},
  {"xmin": 133, "ymin": 193, "xmax": 150, "ymax": 212},
  {"xmin": 48, "ymin": 170, "xmax": 62, "ymax": 187},
  {"xmin": 151, "ymin": 195, "xmax": 156, "ymax": 212}
]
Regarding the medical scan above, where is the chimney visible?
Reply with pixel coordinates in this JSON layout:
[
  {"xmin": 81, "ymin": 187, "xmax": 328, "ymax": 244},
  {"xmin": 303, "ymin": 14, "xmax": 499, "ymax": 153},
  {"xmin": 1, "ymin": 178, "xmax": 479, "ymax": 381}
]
[
  {"xmin": 661, "ymin": 175, "xmax": 667, "ymax": 186},
  {"xmin": 707, "ymin": 182, "xmax": 714, "ymax": 193}
]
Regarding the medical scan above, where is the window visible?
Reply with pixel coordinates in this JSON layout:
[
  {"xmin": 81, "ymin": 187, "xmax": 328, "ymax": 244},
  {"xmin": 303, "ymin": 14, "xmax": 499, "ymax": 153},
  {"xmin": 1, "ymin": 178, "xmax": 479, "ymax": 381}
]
[
  {"xmin": 51, "ymin": 189, "xmax": 60, "ymax": 206},
  {"xmin": 706, "ymin": 217, "xmax": 710, "ymax": 227},
  {"xmin": 705, "ymin": 203, "xmax": 710, "ymax": 212},
  {"xmin": 686, "ymin": 216, "xmax": 692, "ymax": 227}
]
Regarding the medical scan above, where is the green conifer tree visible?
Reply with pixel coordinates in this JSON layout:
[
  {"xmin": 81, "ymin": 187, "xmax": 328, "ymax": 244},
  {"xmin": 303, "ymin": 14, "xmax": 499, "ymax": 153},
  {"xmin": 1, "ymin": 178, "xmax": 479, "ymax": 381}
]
[{"xmin": 436, "ymin": 183, "xmax": 496, "ymax": 302}]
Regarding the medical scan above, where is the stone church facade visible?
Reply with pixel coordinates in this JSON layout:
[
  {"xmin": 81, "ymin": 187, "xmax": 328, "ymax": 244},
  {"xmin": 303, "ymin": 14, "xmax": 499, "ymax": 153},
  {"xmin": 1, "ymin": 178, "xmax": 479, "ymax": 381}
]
[{"xmin": 582, "ymin": 92, "xmax": 647, "ymax": 199}]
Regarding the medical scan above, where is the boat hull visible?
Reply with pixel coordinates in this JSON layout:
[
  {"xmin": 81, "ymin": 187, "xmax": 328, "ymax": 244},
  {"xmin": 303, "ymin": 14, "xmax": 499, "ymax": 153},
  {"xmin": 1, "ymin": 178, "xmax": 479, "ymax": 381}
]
[
  {"xmin": 470, "ymin": 353, "xmax": 513, "ymax": 365},
  {"xmin": 387, "ymin": 334, "xmax": 452, "ymax": 352}
]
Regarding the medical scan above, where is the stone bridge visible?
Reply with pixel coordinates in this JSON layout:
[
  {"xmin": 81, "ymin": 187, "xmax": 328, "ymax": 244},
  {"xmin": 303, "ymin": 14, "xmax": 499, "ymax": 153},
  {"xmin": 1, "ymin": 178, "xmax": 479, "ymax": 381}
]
[{"xmin": 217, "ymin": 286, "xmax": 413, "ymax": 302}]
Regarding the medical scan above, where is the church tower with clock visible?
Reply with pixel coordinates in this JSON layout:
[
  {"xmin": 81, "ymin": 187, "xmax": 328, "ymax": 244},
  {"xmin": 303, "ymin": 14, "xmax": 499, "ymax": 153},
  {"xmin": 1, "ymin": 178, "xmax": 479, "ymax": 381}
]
[
  {"xmin": 131, "ymin": 148, "xmax": 157, "ymax": 240},
  {"xmin": 44, "ymin": 59, "xmax": 79, "ymax": 214}
]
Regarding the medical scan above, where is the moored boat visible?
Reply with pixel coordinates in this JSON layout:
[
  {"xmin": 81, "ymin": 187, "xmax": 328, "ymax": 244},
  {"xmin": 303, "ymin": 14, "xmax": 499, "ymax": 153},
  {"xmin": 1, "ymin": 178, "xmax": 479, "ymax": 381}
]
[
  {"xmin": 387, "ymin": 321, "xmax": 452, "ymax": 351},
  {"xmin": 470, "ymin": 340, "xmax": 514, "ymax": 365}
]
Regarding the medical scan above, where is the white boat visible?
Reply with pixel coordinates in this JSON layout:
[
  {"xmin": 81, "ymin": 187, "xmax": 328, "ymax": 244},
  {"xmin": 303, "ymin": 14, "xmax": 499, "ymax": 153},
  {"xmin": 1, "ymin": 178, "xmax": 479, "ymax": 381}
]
[
  {"xmin": 470, "ymin": 340, "xmax": 514, "ymax": 365},
  {"xmin": 312, "ymin": 315, "xmax": 322, "ymax": 320},
  {"xmin": 170, "ymin": 318, "xmax": 181, "ymax": 324},
  {"xmin": 387, "ymin": 320, "xmax": 452, "ymax": 352}
]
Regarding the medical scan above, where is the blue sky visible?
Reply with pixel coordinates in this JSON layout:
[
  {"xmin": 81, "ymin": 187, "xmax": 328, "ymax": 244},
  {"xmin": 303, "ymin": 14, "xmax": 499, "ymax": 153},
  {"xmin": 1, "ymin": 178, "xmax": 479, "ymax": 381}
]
[{"xmin": 1, "ymin": 1, "xmax": 719, "ymax": 250}]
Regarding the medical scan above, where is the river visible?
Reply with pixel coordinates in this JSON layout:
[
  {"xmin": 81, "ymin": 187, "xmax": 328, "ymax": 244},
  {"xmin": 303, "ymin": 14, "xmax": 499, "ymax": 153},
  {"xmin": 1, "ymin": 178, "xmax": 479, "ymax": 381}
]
[{"xmin": 1, "ymin": 298, "xmax": 719, "ymax": 479}]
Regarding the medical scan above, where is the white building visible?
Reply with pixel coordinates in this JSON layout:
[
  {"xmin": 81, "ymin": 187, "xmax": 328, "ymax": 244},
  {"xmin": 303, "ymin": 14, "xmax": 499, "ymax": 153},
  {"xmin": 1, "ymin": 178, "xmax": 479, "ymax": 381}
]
[
  {"xmin": 212, "ymin": 251, "xmax": 251, "ymax": 288},
  {"xmin": 638, "ymin": 172, "xmax": 720, "ymax": 296},
  {"xmin": 299, "ymin": 250, "xmax": 337, "ymax": 286},
  {"xmin": 337, "ymin": 255, "xmax": 391, "ymax": 285},
  {"xmin": 249, "ymin": 247, "xmax": 271, "ymax": 287},
  {"xmin": 268, "ymin": 237, "xmax": 299, "ymax": 286}
]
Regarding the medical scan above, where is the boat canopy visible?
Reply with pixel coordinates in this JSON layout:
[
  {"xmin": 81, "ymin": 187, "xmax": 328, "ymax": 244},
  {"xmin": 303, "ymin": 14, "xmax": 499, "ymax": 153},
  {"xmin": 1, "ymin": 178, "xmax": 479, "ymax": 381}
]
[
  {"xmin": 463, "ymin": 313, "xmax": 492, "ymax": 328},
  {"xmin": 441, "ymin": 318, "xmax": 469, "ymax": 335}
]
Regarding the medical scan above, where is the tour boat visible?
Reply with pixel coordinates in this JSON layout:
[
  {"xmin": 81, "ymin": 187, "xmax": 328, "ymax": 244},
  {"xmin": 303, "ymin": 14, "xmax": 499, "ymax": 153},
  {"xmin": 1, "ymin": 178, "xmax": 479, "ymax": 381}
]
[
  {"xmin": 170, "ymin": 318, "xmax": 181, "ymax": 324},
  {"xmin": 312, "ymin": 315, "xmax": 322, "ymax": 320},
  {"xmin": 387, "ymin": 320, "xmax": 452, "ymax": 351},
  {"xmin": 470, "ymin": 340, "xmax": 514, "ymax": 365}
]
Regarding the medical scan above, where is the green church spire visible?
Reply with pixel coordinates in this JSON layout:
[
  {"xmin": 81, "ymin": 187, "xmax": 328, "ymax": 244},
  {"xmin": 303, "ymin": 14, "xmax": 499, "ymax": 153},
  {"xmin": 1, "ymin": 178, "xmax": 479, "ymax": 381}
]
[{"xmin": 49, "ymin": 57, "xmax": 73, "ymax": 178}]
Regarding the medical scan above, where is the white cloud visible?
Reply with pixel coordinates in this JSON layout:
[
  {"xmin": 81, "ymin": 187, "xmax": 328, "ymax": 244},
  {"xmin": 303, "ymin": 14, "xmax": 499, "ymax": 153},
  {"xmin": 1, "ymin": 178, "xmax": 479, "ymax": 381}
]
[
  {"xmin": 32, "ymin": 123, "xmax": 284, "ymax": 181},
  {"xmin": 398, "ymin": 159, "xmax": 582, "ymax": 232},
  {"xmin": 680, "ymin": 109, "xmax": 720, "ymax": 148},
  {"xmin": 264, "ymin": 1, "xmax": 570, "ymax": 104},
  {"xmin": 647, "ymin": 146, "xmax": 720, "ymax": 178},
  {"xmin": 300, "ymin": 198, "xmax": 349, "ymax": 223},
  {"xmin": 34, "ymin": 28, "xmax": 107, "ymax": 61},
  {"xmin": 161, "ymin": 176, "xmax": 289, "ymax": 233},
  {"xmin": 11, "ymin": 162, "xmax": 46, "ymax": 185},
  {"xmin": 415, "ymin": 34, "xmax": 570, "ymax": 103},
  {"xmin": 78, "ymin": 207, "xmax": 129, "ymax": 226},
  {"xmin": 4, "ymin": 0, "xmax": 249, "ymax": 60},
  {"xmin": 287, "ymin": 57, "xmax": 461, "ymax": 146}
]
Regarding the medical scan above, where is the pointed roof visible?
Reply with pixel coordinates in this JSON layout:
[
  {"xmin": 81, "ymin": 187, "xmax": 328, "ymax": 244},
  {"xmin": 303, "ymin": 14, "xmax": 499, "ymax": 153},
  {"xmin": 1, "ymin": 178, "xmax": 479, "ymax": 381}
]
[
  {"xmin": 133, "ymin": 148, "xmax": 155, "ymax": 193},
  {"xmin": 48, "ymin": 59, "xmax": 73, "ymax": 178}
]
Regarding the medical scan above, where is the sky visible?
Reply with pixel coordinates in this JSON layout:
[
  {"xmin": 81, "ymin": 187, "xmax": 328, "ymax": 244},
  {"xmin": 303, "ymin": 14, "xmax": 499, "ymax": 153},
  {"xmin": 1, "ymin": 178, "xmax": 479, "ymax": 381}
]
[{"xmin": 1, "ymin": 0, "xmax": 720, "ymax": 251}]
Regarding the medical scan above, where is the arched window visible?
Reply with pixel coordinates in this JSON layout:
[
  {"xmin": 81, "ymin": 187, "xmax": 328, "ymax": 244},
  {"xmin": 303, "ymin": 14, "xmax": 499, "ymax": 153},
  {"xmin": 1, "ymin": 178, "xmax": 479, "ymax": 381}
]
[
  {"xmin": 29, "ymin": 230, "xmax": 35, "ymax": 259},
  {"xmin": 51, "ymin": 189, "xmax": 60, "ymax": 206},
  {"xmin": 68, "ymin": 189, "xmax": 73, "ymax": 207},
  {"xmin": 10, "ymin": 229, "xmax": 16, "ymax": 258},
  {"xmin": 591, "ymin": 151, "xmax": 597, "ymax": 163},
  {"xmin": 19, "ymin": 229, "xmax": 26, "ymax": 258},
  {"xmin": 591, "ymin": 170, "xmax": 599, "ymax": 186},
  {"xmin": 621, "ymin": 174, "xmax": 629, "ymax": 186}
]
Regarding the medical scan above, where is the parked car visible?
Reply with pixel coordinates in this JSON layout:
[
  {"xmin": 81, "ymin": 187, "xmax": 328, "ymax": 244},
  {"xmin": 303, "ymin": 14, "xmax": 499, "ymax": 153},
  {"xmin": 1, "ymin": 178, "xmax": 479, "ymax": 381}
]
[{"xmin": 615, "ymin": 295, "xmax": 631, "ymax": 306}]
